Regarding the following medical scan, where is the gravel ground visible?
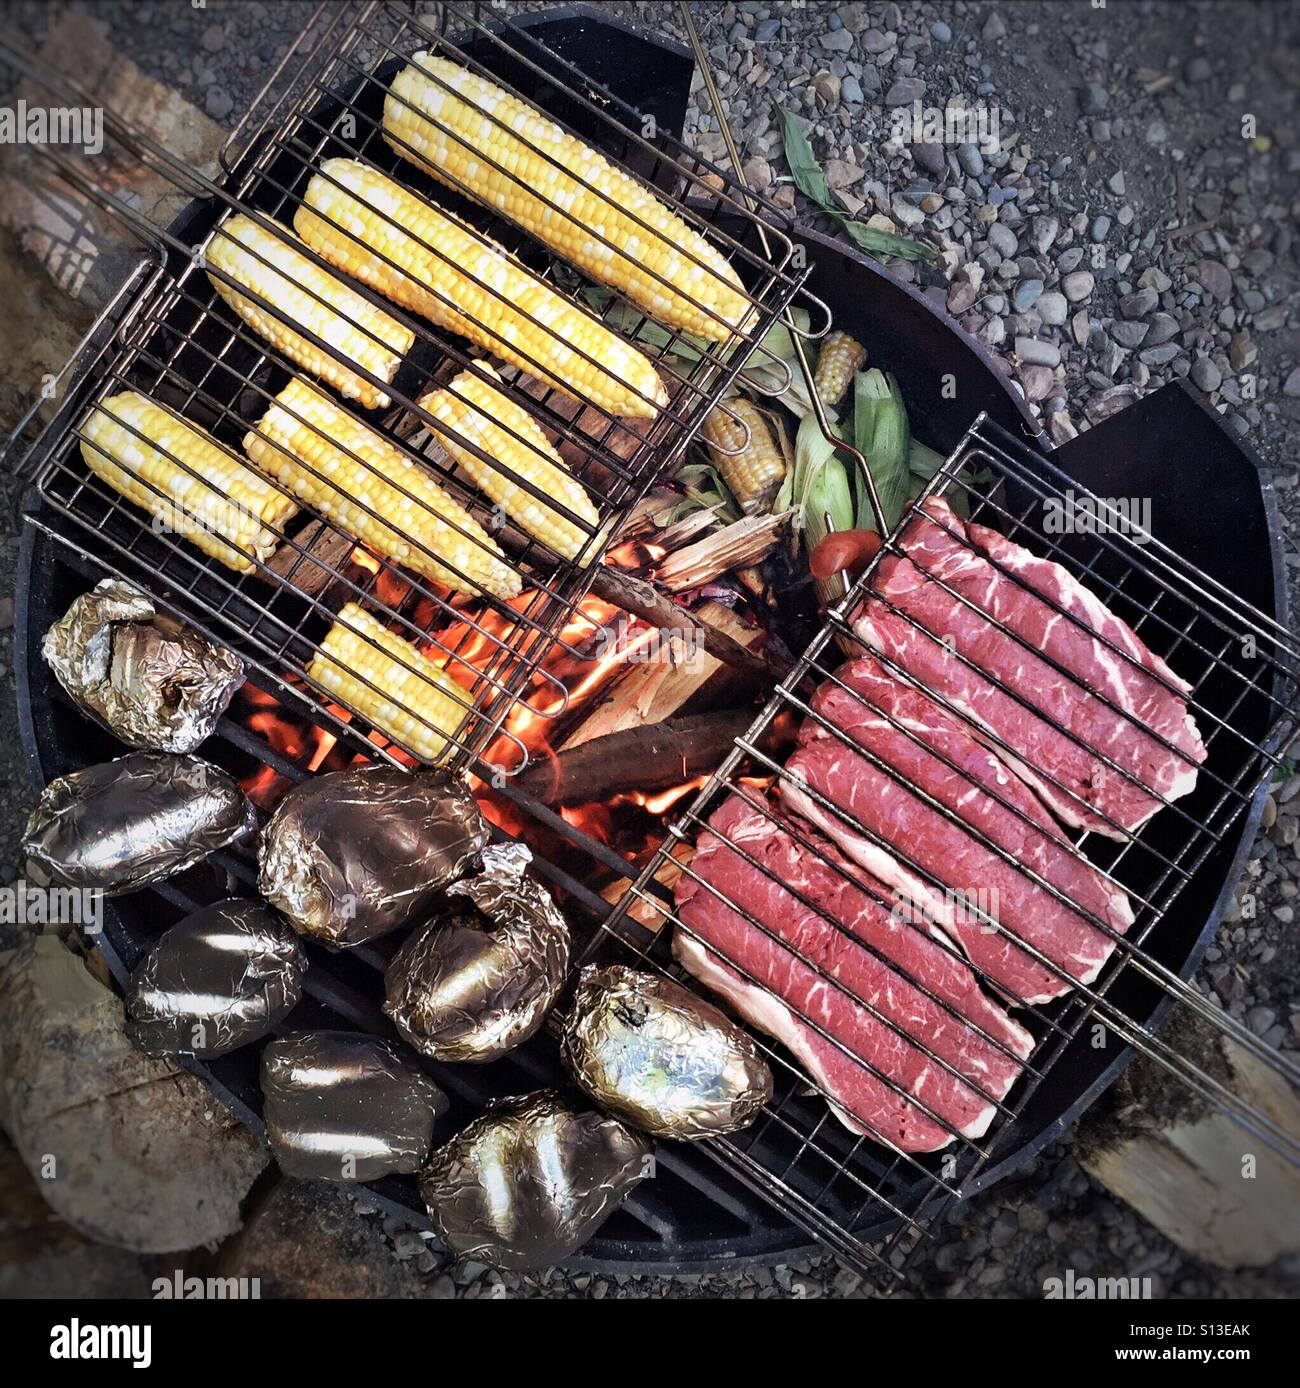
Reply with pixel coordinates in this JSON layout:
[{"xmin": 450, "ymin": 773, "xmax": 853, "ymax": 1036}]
[{"xmin": 0, "ymin": 0, "xmax": 1297, "ymax": 1300}]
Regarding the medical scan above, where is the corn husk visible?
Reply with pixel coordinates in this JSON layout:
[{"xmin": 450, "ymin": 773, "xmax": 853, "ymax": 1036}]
[{"xmin": 852, "ymin": 368, "xmax": 911, "ymax": 532}]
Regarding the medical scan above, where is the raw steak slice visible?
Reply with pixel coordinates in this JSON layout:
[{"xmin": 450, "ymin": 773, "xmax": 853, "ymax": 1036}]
[
  {"xmin": 674, "ymin": 793, "xmax": 1033, "ymax": 1151},
  {"xmin": 851, "ymin": 496, "xmax": 1206, "ymax": 838},
  {"xmin": 780, "ymin": 656, "xmax": 1134, "ymax": 1005}
]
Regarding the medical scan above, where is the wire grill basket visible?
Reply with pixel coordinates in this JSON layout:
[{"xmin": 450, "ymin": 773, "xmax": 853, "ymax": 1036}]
[
  {"xmin": 4, "ymin": 0, "xmax": 816, "ymax": 776},
  {"xmin": 592, "ymin": 415, "xmax": 1300, "ymax": 1281}
]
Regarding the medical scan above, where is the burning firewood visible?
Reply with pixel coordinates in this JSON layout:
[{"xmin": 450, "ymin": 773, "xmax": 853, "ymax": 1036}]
[
  {"xmin": 520, "ymin": 708, "xmax": 794, "ymax": 806},
  {"xmin": 586, "ymin": 569, "xmax": 782, "ymax": 684},
  {"xmin": 600, "ymin": 840, "xmax": 695, "ymax": 937},
  {"xmin": 557, "ymin": 601, "xmax": 764, "ymax": 749}
]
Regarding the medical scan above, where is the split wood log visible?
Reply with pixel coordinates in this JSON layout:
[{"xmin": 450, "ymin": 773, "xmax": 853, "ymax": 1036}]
[
  {"xmin": 267, "ymin": 518, "xmax": 358, "ymax": 600},
  {"xmin": 615, "ymin": 492, "xmax": 681, "ymax": 540},
  {"xmin": 600, "ymin": 841, "xmax": 696, "ymax": 938},
  {"xmin": 587, "ymin": 566, "xmax": 783, "ymax": 682},
  {"xmin": 1081, "ymin": 1033, "xmax": 1300, "ymax": 1269},
  {"xmin": 654, "ymin": 512, "xmax": 791, "ymax": 593},
  {"xmin": 520, "ymin": 707, "xmax": 793, "ymax": 806},
  {"xmin": 559, "ymin": 601, "xmax": 763, "ymax": 749}
]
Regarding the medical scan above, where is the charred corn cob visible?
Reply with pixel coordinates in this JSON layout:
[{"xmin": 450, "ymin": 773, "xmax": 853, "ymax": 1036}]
[
  {"xmin": 308, "ymin": 602, "xmax": 466, "ymax": 765},
  {"xmin": 81, "ymin": 391, "xmax": 299, "ymax": 574},
  {"xmin": 295, "ymin": 159, "xmax": 667, "ymax": 419},
  {"xmin": 813, "ymin": 331, "xmax": 867, "ymax": 409},
  {"xmin": 383, "ymin": 55, "xmax": 749, "ymax": 342},
  {"xmin": 418, "ymin": 363, "xmax": 601, "ymax": 564},
  {"xmin": 700, "ymin": 399, "xmax": 786, "ymax": 515},
  {"xmin": 205, "ymin": 214, "xmax": 413, "ymax": 409},
  {"xmin": 245, "ymin": 376, "xmax": 520, "ymax": 600}
]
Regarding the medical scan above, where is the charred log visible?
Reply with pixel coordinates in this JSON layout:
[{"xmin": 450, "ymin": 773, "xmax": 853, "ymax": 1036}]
[{"xmin": 519, "ymin": 709, "xmax": 793, "ymax": 806}]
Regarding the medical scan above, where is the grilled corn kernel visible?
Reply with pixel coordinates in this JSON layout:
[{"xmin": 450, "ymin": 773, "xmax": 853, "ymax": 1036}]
[
  {"xmin": 245, "ymin": 376, "xmax": 520, "ymax": 599},
  {"xmin": 308, "ymin": 602, "xmax": 467, "ymax": 765},
  {"xmin": 383, "ymin": 55, "xmax": 748, "ymax": 342},
  {"xmin": 295, "ymin": 159, "xmax": 667, "ymax": 419},
  {"xmin": 206, "ymin": 213, "xmax": 413, "ymax": 409},
  {"xmin": 81, "ymin": 390, "xmax": 299, "ymax": 574},
  {"xmin": 700, "ymin": 399, "xmax": 786, "ymax": 514},
  {"xmin": 419, "ymin": 362, "xmax": 601, "ymax": 564}
]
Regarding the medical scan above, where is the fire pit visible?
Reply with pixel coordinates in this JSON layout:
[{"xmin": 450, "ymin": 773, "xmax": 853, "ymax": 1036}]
[{"xmin": 7, "ymin": 3, "xmax": 1296, "ymax": 1279}]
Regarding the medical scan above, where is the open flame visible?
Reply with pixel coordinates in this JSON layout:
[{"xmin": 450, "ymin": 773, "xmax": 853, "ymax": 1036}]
[
  {"xmin": 232, "ymin": 550, "xmax": 746, "ymax": 893},
  {"xmin": 238, "ymin": 686, "xmax": 357, "ymax": 807}
]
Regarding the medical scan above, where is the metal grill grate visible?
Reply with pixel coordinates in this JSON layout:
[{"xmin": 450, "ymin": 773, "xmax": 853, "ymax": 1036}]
[
  {"xmin": 3, "ymin": 0, "xmax": 816, "ymax": 776},
  {"xmin": 593, "ymin": 415, "xmax": 1300, "ymax": 1282}
]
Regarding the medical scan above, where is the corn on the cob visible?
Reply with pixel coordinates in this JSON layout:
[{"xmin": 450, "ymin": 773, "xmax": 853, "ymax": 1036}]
[
  {"xmin": 383, "ymin": 55, "xmax": 749, "ymax": 343},
  {"xmin": 205, "ymin": 214, "xmax": 413, "ymax": 409},
  {"xmin": 81, "ymin": 390, "xmax": 299, "ymax": 574},
  {"xmin": 245, "ymin": 376, "xmax": 520, "ymax": 600},
  {"xmin": 308, "ymin": 602, "xmax": 466, "ymax": 765},
  {"xmin": 295, "ymin": 159, "xmax": 667, "ymax": 419},
  {"xmin": 813, "ymin": 331, "xmax": 867, "ymax": 409},
  {"xmin": 700, "ymin": 399, "xmax": 786, "ymax": 515},
  {"xmin": 852, "ymin": 368, "xmax": 911, "ymax": 532},
  {"xmin": 418, "ymin": 363, "xmax": 601, "ymax": 564}
]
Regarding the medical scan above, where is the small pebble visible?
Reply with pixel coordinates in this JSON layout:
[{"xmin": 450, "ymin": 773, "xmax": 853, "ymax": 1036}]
[
  {"xmin": 1190, "ymin": 356, "xmax": 1223, "ymax": 392},
  {"xmin": 1062, "ymin": 271, "xmax": 1096, "ymax": 302}
]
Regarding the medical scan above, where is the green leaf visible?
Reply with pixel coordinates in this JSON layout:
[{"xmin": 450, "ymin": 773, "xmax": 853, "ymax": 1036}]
[
  {"xmin": 838, "ymin": 217, "xmax": 937, "ymax": 263},
  {"xmin": 791, "ymin": 412, "xmax": 835, "ymax": 510},
  {"xmin": 581, "ymin": 288, "xmax": 717, "ymax": 363},
  {"xmin": 792, "ymin": 412, "xmax": 855, "ymax": 574},
  {"xmin": 676, "ymin": 462, "xmax": 737, "ymax": 521},
  {"xmin": 776, "ymin": 106, "xmax": 937, "ymax": 265},
  {"xmin": 752, "ymin": 306, "xmax": 811, "ymax": 365},
  {"xmin": 773, "ymin": 467, "xmax": 795, "ymax": 516},
  {"xmin": 776, "ymin": 107, "xmax": 831, "ymax": 206}
]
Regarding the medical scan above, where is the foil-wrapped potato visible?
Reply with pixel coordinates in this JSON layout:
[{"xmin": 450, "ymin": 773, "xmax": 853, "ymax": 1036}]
[
  {"xmin": 561, "ymin": 963, "xmax": 773, "ymax": 1139},
  {"xmin": 258, "ymin": 765, "xmax": 489, "ymax": 948},
  {"xmin": 420, "ymin": 1091, "xmax": 651, "ymax": 1271},
  {"xmin": 384, "ymin": 843, "xmax": 569, "ymax": 1063},
  {"xmin": 22, "ymin": 752, "xmax": 257, "ymax": 895},
  {"xmin": 42, "ymin": 579, "xmax": 245, "ymax": 753},
  {"xmin": 125, "ymin": 898, "xmax": 307, "ymax": 1057},
  {"xmin": 261, "ymin": 1031, "xmax": 449, "ymax": 1181}
]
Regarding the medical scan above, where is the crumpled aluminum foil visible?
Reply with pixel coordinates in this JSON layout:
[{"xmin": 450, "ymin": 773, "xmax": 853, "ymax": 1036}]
[
  {"xmin": 261, "ymin": 1030, "xmax": 449, "ymax": 1182},
  {"xmin": 560, "ymin": 963, "xmax": 773, "ymax": 1140},
  {"xmin": 42, "ymin": 579, "xmax": 245, "ymax": 753},
  {"xmin": 258, "ymin": 765, "xmax": 489, "ymax": 948},
  {"xmin": 420, "ymin": 1090, "xmax": 651, "ymax": 1271},
  {"xmin": 125, "ymin": 898, "xmax": 307, "ymax": 1058},
  {"xmin": 22, "ymin": 752, "xmax": 257, "ymax": 895},
  {"xmin": 384, "ymin": 842, "xmax": 570, "ymax": 1063}
]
